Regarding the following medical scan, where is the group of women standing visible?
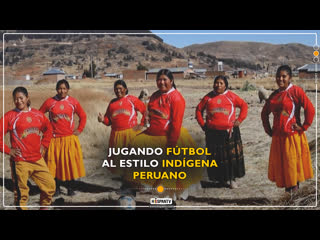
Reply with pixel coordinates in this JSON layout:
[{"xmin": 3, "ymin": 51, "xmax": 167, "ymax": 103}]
[
  {"xmin": 0, "ymin": 65, "xmax": 316, "ymax": 209},
  {"xmin": 0, "ymin": 80, "xmax": 87, "ymax": 209}
]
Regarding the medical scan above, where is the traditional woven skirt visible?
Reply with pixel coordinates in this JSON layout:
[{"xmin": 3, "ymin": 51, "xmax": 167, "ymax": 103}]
[
  {"xmin": 205, "ymin": 126, "xmax": 245, "ymax": 183},
  {"xmin": 268, "ymin": 132, "xmax": 313, "ymax": 188},
  {"xmin": 107, "ymin": 127, "xmax": 142, "ymax": 176},
  {"xmin": 45, "ymin": 135, "xmax": 85, "ymax": 181},
  {"xmin": 127, "ymin": 127, "xmax": 204, "ymax": 196}
]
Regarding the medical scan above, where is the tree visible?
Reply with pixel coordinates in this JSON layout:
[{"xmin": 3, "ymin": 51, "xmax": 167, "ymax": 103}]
[{"xmin": 83, "ymin": 60, "xmax": 97, "ymax": 78}]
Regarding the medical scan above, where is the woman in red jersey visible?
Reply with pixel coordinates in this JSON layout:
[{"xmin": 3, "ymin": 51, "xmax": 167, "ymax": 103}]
[
  {"xmin": 97, "ymin": 80, "xmax": 146, "ymax": 200},
  {"xmin": 0, "ymin": 87, "xmax": 55, "ymax": 210},
  {"xmin": 98, "ymin": 79, "xmax": 146, "ymax": 150},
  {"xmin": 39, "ymin": 79, "xmax": 87, "ymax": 196},
  {"xmin": 261, "ymin": 65, "xmax": 315, "ymax": 193},
  {"xmin": 130, "ymin": 69, "xmax": 203, "ymax": 202},
  {"xmin": 196, "ymin": 75, "xmax": 248, "ymax": 189}
]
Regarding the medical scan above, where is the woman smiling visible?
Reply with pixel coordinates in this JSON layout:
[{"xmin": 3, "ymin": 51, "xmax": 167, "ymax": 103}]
[
  {"xmin": 130, "ymin": 69, "xmax": 203, "ymax": 201},
  {"xmin": 0, "ymin": 87, "xmax": 55, "ymax": 209},
  {"xmin": 261, "ymin": 65, "xmax": 315, "ymax": 193},
  {"xmin": 39, "ymin": 79, "xmax": 87, "ymax": 196},
  {"xmin": 196, "ymin": 75, "xmax": 248, "ymax": 189}
]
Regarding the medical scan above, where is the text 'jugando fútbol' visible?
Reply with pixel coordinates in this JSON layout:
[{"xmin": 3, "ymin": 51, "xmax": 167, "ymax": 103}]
[{"xmin": 102, "ymin": 147, "xmax": 218, "ymax": 180}]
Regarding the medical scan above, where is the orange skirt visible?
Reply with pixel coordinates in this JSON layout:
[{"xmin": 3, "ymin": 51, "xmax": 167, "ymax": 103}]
[
  {"xmin": 127, "ymin": 127, "xmax": 204, "ymax": 194},
  {"xmin": 268, "ymin": 132, "xmax": 314, "ymax": 188},
  {"xmin": 107, "ymin": 128, "xmax": 142, "ymax": 176},
  {"xmin": 108, "ymin": 128, "xmax": 141, "ymax": 148},
  {"xmin": 45, "ymin": 135, "xmax": 85, "ymax": 181}
]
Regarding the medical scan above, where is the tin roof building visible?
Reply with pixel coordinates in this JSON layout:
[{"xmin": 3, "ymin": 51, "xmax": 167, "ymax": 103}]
[
  {"xmin": 42, "ymin": 68, "xmax": 66, "ymax": 82},
  {"xmin": 298, "ymin": 63, "xmax": 320, "ymax": 79}
]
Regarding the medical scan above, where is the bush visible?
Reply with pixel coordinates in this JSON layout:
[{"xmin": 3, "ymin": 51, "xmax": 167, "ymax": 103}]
[
  {"xmin": 163, "ymin": 55, "xmax": 172, "ymax": 62},
  {"xmin": 146, "ymin": 43, "xmax": 157, "ymax": 51},
  {"xmin": 117, "ymin": 46, "xmax": 129, "ymax": 54},
  {"xmin": 137, "ymin": 62, "xmax": 148, "ymax": 71},
  {"xmin": 241, "ymin": 81, "xmax": 256, "ymax": 91},
  {"xmin": 123, "ymin": 55, "xmax": 134, "ymax": 61}
]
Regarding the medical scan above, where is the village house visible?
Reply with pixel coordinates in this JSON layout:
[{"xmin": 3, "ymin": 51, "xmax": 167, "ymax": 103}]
[
  {"xmin": 145, "ymin": 62, "xmax": 208, "ymax": 80},
  {"xmin": 42, "ymin": 68, "xmax": 66, "ymax": 82},
  {"xmin": 298, "ymin": 63, "xmax": 320, "ymax": 79},
  {"xmin": 146, "ymin": 67, "xmax": 190, "ymax": 80}
]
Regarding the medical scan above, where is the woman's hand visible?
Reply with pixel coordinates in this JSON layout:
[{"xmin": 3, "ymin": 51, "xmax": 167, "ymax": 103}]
[
  {"xmin": 98, "ymin": 112, "xmax": 104, "ymax": 123},
  {"xmin": 40, "ymin": 145, "xmax": 47, "ymax": 157},
  {"xmin": 132, "ymin": 125, "xmax": 143, "ymax": 131},
  {"xmin": 9, "ymin": 148, "xmax": 21, "ymax": 158},
  {"xmin": 292, "ymin": 123, "xmax": 303, "ymax": 132},
  {"xmin": 233, "ymin": 120, "xmax": 241, "ymax": 127},
  {"xmin": 73, "ymin": 129, "xmax": 81, "ymax": 136}
]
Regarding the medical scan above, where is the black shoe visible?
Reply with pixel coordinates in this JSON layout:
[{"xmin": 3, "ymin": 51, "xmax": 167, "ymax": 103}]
[
  {"xmin": 67, "ymin": 188, "xmax": 76, "ymax": 196},
  {"xmin": 53, "ymin": 188, "xmax": 61, "ymax": 197},
  {"xmin": 53, "ymin": 187, "xmax": 60, "ymax": 197}
]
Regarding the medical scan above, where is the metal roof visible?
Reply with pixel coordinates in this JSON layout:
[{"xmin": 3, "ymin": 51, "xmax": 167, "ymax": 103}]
[
  {"xmin": 43, "ymin": 68, "xmax": 65, "ymax": 75},
  {"xmin": 147, "ymin": 67, "xmax": 189, "ymax": 73},
  {"xmin": 147, "ymin": 67, "xmax": 207, "ymax": 73},
  {"xmin": 194, "ymin": 69, "xmax": 207, "ymax": 73},
  {"xmin": 105, "ymin": 73, "xmax": 119, "ymax": 76},
  {"xmin": 297, "ymin": 64, "xmax": 320, "ymax": 72}
]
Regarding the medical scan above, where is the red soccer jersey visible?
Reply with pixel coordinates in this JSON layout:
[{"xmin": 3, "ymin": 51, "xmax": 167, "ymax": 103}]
[
  {"xmin": 261, "ymin": 84, "xmax": 315, "ymax": 136},
  {"xmin": 39, "ymin": 95, "xmax": 87, "ymax": 137},
  {"xmin": 144, "ymin": 88, "xmax": 185, "ymax": 147},
  {"xmin": 103, "ymin": 95, "xmax": 146, "ymax": 131},
  {"xmin": 196, "ymin": 90, "xmax": 248, "ymax": 130},
  {"xmin": 0, "ymin": 107, "xmax": 52, "ymax": 162}
]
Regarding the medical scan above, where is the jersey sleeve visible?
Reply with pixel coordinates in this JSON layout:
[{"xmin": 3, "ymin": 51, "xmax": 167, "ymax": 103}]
[
  {"xmin": 0, "ymin": 114, "xmax": 12, "ymax": 154},
  {"xmin": 74, "ymin": 100, "xmax": 87, "ymax": 133},
  {"xmin": 296, "ymin": 87, "xmax": 315, "ymax": 131},
  {"xmin": 103, "ymin": 103, "xmax": 112, "ymax": 126},
  {"xmin": 40, "ymin": 113, "xmax": 53, "ymax": 148},
  {"xmin": 234, "ymin": 94, "xmax": 248, "ymax": 123},
  {"xmin": 195, "ymin": 95, "xmax": 209, "ymax": 128},
  {"xmin": 167, "ymin": 92, "xmax": 185, "ymax": 148},
  {"xmin": 39, "ymin": 99, "xmax": 50, "ymax": 114},
  {"xmin": 132, "ymin": 96, "xmax": 147, "ymax": 126}
]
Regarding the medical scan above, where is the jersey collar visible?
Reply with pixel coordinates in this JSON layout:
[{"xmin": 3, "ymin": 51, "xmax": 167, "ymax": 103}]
[
  {"xmin": 14, "ymin": 106, "xmax": 31, "ymax": 112},
  {"xmin": 54, "ymin": 95, "xmax": 69, "ymax": 101}
]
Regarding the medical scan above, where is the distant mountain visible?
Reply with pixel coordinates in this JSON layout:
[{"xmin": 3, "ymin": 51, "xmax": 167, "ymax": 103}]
[
  {"xmin": 183, "ymin": 41, "xmax": 313, "ymax": 72},
  {"xmin": 1, "ymin": 30, "xmax": 191, "ymax": 80},
  {"xmin": 0, "ymin": 30, "xmax": 164, "ymax": 42}
]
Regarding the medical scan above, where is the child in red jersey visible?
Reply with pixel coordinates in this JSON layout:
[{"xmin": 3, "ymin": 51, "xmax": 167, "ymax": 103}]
[
  {"xmin": 39, "ymin": 79, "xmax": 87, "ymax": 196},
  {"xmin": 0, "ymin": 87, "xmax": 55, "ymax": 210},
  {"xmin": 196, "ymin": 75, "xmax": 248, "ymax": 189},
  {"xmin": 261, "ymin": 65, "xmax": 315, "ymax": 193}
]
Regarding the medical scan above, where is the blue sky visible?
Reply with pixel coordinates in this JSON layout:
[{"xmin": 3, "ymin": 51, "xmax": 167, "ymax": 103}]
[{"xmin": 150, "ymin": 30, "xmax": 319, "ymax": 48}]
